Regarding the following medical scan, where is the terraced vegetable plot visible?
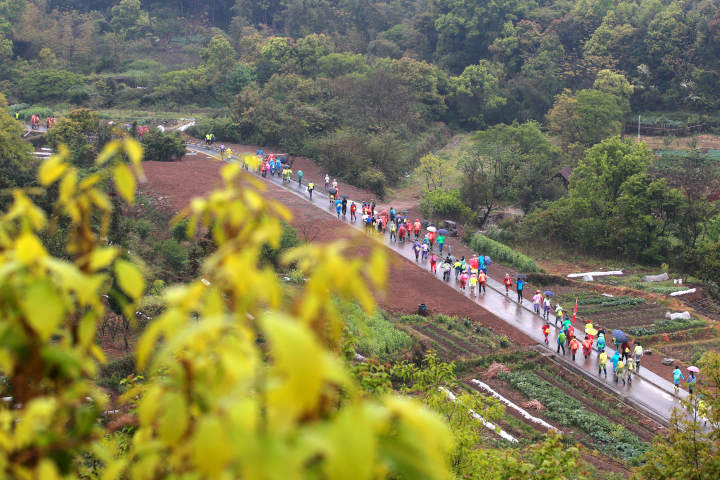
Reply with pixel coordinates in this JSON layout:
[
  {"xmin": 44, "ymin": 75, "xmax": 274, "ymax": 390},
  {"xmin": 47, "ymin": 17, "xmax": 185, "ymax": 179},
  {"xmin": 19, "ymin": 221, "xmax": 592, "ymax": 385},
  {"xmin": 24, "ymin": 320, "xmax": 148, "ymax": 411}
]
[{"xmin": 397, "ymin": 314, "xmax": 512, "ymax": 360}]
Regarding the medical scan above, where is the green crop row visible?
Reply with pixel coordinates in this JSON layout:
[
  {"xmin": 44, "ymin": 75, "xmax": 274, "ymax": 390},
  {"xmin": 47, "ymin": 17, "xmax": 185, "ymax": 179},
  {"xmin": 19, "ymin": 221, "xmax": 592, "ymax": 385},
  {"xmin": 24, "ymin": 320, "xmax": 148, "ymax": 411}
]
[
  {"xmin": 627, "ymin": 317, "xmax": 707, "ymax": 337},
  {"xmin": 497, "ymin": 371, "xmax": 649, "ymax": 465},
  {"xmin": 343, "ymin": 303, "xmax": 415, "ymax": 361},
  {"xmin": 468, "ymin": 233, "xmax": 540, "ymax": 273}
]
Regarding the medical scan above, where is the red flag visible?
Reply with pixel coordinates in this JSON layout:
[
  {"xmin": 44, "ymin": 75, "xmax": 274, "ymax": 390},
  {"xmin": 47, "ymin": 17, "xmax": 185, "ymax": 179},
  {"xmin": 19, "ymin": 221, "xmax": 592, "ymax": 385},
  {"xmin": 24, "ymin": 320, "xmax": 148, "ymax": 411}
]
[{"xmin": 572, "ymin": 298, "xmax": 578, "ymax": 324}]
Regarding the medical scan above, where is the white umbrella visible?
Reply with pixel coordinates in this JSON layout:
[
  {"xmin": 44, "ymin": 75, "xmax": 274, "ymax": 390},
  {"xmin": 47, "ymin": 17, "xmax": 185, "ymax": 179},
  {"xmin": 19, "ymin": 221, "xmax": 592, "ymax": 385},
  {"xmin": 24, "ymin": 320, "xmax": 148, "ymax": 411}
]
[{"xmin": 427, "ymin": 226, "xmax": 437, "ymax": 232}]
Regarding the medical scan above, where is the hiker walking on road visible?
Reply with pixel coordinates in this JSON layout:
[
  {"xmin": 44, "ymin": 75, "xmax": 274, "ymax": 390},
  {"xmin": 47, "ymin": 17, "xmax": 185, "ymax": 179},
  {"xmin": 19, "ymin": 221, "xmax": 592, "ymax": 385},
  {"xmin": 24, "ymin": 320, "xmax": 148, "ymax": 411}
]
[
  {"xmin": 616, "ymin": 359, "xmax": 626, "ymax": 385},
  {"xmin": 582, "ymin": 336, "xmax": 592, "ymax": 359},
  {"xmin": 478, "ymin": 270, "xmax": 487, "ymax": 294},
  {"xmin": 556, "ymin": 331, "xmax": 566, "ymax": 355},
  {"xmin": 611, "ymin": 351, "xmax": 620, "ymax": 381},
  {"xmin": 532, "ymin": 290, "xmax": 542, "ymax": 315},
  {"xmin": 503, "ymin": 274, "xmax": 512, "ymax": 296},
  {"xmin": 335, "ymin": 199, "xmax": 342, "ymax": 219},
  {"xmin": 414, "ymin": 219, "xmax": 421, "ymax": 240},
  {"xmin": 542, "ymin": 323, "xmax": 550, "ymax": 345},
  {"xmin": 430, "ymin": 253, "xmax": 438, "ymax": 274},
  {"xmin": 324, "ymin": 174, "xmax": 330, "ymax": 190},
  {"xmin": 633, "ymin": 343, "xmax": 643, "ymax": 372},
  {"xmin": 596, "ymin": 333, "xmax": 606, "ymax": 353},
  {"xmin": 389, "ymin": 222, "xmax": 397, "ymax": 242},
  {"xmin": 342, "ymin": 198, "xmax": 347, "ymax": 218},
  {"xmin": 413, "ymin": 241, "xmax": 421, "ymax": 262},
  {"xmin": 543, "ymin": 296, "xmax": 552, "ymax": 320},
  {"xmin": 459, "ymin": 271, "xmax": 468, "ymax": 290},
  {"xmin": 307, "ymin": 182, "xmax": 315, "ymax": 200},
  {"xmin": 626, "ymin": 357, "xmax": 635, "ymax": 384},
  {"xmin": 516, "ymin": 277, "xmax": 524, "ymax": 303},
  {"xmin": 673, "ymin": 365, "xmax": 685, "ymax": 395},
  {"xmin": 297, "ymin": 170, "xmax": 303, "ymax": 186},
  {"xmin": 554, "ymin": 304, "xmax": 563, "ymax": 327},
  {"xmin": 687, "ymin": 371, "xmax": 697, "ymax": 395},
  {"xmin": 569, "ymin": 337, "xmax": 580, "ymax": 361},
  {"xmin": 350, "ymin": 202, "xmax": 357, "ymax": 222},
  {"xmin": 421, "ymin": 242, "xmax": 429, "ymax": 261},
  {"xmin": 398, "ymin": 223, "xmax": 406, "ymax": 244},
  {"xmin": 598, "ymin": 351, "xmax": 608, "ymax": 377},
  {"xmin": 438, "ymin": 234, "xmax": 445, "ymax": 254},
  {"xmin": 442, "ymin": 260, "xmax": 452, "ymax": 282},
  {"xmin": 469, "ymin": 272, "xmax": 477, "ymax": 296}
]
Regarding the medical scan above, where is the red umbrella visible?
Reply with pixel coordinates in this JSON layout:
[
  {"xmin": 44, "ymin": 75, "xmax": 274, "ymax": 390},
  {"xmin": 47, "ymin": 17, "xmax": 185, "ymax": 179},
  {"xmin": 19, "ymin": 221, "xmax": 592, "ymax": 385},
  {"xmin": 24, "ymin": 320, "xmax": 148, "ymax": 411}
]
[{"xmin": 469, "ymin": 257, "xmax": 479, "ymax": 270}]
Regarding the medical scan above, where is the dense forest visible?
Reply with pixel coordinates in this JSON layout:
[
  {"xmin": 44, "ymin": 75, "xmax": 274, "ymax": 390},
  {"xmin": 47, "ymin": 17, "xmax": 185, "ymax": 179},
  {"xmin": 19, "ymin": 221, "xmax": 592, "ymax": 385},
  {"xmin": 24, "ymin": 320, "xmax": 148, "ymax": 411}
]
[{"xmin": 3, "ymin": 0, "xmax": 720, "ymax": 273}]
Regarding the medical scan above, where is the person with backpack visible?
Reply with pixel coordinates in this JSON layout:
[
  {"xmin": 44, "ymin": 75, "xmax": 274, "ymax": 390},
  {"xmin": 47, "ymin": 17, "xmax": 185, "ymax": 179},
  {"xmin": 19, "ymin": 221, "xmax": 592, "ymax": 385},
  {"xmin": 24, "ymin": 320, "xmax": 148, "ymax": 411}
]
[
  {"xmin": 341, "ymin": 198, "xmax": 347, "ymax": 218},
  {"xmin": 442, "ymin": 260, "xmax": 452, "ymax": 282},
  {"xmin": 430, "ymin": 253, "xmax": 438, "ymax": 274},
  {"xmin": 459, "ymin": 271, "xmax": 468, "ymax": 290},
  {"xmin": 532, "ymin": 290, "xmax": 543, "ymax": 315},
  {"xmin": 673, "ymin": 365, "xmax": 685, "ymax": 395},
  {"xmin": 598, "ymin": 351, "xmax": 608, "ymax": 377},
  {"xmin": 542, "ymin": 323, "xmax": 550, "ymax": 345},
  {"xmin": 616, "ymin": 359, "xmax": 626, "ymax": 385},
  {"xmin": 543, "ymin": 296, "xmax": 552, "ymax": 320},
  {"xmin": 297, "ymin": 170, "xmax": 303, "ymax": 186},
  {"xmin": 569, "ymin": 337, "xmax": 580, "ymax": 361},
  {"xmin": 516, "ymin": 277, "xmax": 525, "ymax": 303},
  {"xmin": 307, "ymin": 182, "xmax": 315, "ymax": 200},
  {"xmin": 611, "ymin": 351, "xmax": 620, "ymax": 379},
  {"xmin": 350, "ymin": 202, "xmax": 357, "ymax": 222},
  {"xmin": 596, "ymin": 333, "xmax": 606, "ymax": 353},
  {"xmin": 626, "ymin": 357, "xmax": 635, "ymax": 385},
  {"xmin": 687, "ymin": 370, "xmax": 697, "ymax": 395},
  {"xmin": 555, "ymin": 304, "xmax": 563, "ymax": 327},
  {"xmin": 503, "ymin": 274, "xmax": 512, "ymax": 296},
  {"xmin": 469, "ymin": 272, "xmax": 478, "ymax": 296},
  {"xmin": 478, "ymin": 270, "xmax": 487, "ymax": 294},
  {"xmin": 413, "ymin": 219, "xmax": 421, "ymax": 240},
  {"xmin": 557, "ymin": 330, "xmax": 566, "ymax": 355},
  {"xmin": 633, "ymin": 343, "xmax": 644, "ymax": 372},
  {"xmin": 582, "ymin": 336, "xmax": 593, "ymax": 359},
  {"xmin": 413, "ymin": 241, "xmax": 421, "ymax": 262},
  {"xmin": 437, "ymin": 234, "xmax": 445, "ymax": 254},
  {"xmin": 335, "ymin": 199, "xmax": 342, "ymax": 219},
  {"xmin": 421, "ymin": 242, "xmax": 429, "ymax": 261}
]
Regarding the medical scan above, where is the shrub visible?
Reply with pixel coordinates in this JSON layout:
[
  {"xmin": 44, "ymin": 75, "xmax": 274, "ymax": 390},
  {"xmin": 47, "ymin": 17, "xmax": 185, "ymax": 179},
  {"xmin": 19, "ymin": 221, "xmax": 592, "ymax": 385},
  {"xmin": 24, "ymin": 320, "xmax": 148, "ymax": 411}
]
[
  {"xmin": 171, "ymin": 218, "xmax": 190, "ymax": 241},
  {"xmin": 142, "ymin": 130, "xmax": 186, "ymax": 162},
  {"xmin": 260, "ymin": 222, "xmax": 300, "ymax": 266},
  {"xmin": 155, "ymin": 238, "xmax": 189, "ymax": 272},
  {"xmin": 469, "ymin": 233, "xmax": 540, "ymax": 272},
  {"xmin": 343, "ymin": 303, "xmax": 415, "ymax": 361},
  {"xmin": 188, "ymin": 117, "xmax": 242, "ymax": 143},
  {"xmin": 131, "ymin": 218, "xmax": 153, "ymax": 239},
  {"xmin": 17, "ymin": 69, "xmax": 84, "ymax": 102},
  {"xmin": 357, "ymin": 168, "xmax": 386, "ymax": 197},
  {"xmin": 98, "ymin": 354, "xmax": 136, "ymax": 392},
  {"xmin": 420, "ymin": 189, "xmax": 474, "ymax": 222},
  {"xmin": 17, "ymin": 106, "xmax": 53, "ymax": 121}
]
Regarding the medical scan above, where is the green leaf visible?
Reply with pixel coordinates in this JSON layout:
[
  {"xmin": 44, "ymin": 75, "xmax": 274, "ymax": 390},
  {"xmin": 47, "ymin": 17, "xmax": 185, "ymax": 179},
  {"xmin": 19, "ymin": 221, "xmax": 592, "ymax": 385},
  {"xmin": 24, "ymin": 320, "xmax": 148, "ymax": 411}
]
[{"xmin": 158, "ymin": 392, "xmax": 188, "ymax": 445}]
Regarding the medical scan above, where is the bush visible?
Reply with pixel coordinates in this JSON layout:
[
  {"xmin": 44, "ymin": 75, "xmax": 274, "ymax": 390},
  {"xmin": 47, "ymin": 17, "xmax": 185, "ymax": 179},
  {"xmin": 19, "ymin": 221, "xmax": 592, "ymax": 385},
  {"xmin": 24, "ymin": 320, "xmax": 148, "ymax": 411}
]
[
  {"xmin": 419, "ymin": 189, "xmax": 474, "ymax": 222},
  {"xmin": 343, "ymin": 303, "xmax": 415, "ymax": 361},
  {"xmin": 155, "ymin": 238, "xmax": 189, "ymax": 272},
  {"xmin": 469, "ymin": 233, "xmax": 540, "ymax": 272},
  {"xmin": 187, "ymin": 117, "xmax": 242, "ymax": 143},
  {"xmin": 98, "ymin": 354, "xmax": 136, "ymax": 392},
  {"xmin": 357, "ymin": 168, "xmax": 386, "ymax": 197},
  {"xmin": 130, "ymin": 218, "xmax": 153, "ymax": 239},
  {"xmin": 142, "ymin": 130, "xmax": 186, "ymax": 162},
  {"xmin": 17, "ymin": 106, "xmax": 53, "ymax": 121},
  {"xmin": 171, "ymin": 218, "xmax": 190, "ymax": 241},
  {"xmin": 260, "ymin": 222, "xmax": 301, "ymax": 266},
  {"xmin": 17, "ymin": 69, "xmax": 84, "ymax": 102}
]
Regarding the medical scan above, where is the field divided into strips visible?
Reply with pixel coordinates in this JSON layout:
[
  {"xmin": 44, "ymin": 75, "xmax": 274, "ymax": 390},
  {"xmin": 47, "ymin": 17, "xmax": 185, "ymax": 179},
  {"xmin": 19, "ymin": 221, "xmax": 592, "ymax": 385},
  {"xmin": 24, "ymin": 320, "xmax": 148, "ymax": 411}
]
[{"xmin": 384, "ymin": 312, "xmax": 665, "ymax": 474}]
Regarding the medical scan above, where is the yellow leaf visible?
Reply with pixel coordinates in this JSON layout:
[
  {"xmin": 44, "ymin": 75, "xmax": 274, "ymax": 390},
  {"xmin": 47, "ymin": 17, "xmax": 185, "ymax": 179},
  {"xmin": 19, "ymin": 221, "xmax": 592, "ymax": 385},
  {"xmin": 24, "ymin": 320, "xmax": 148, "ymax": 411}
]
[
  {"xmin": 89, "ymin": 247, "xmax": 120, "ymax": 271},
  {"xmin": 36, "ymin": 459, "xmax": 61, "ymax": 480},
  {"xmin": 158, "ymin": 392, "xmax": 188, "ymax": 445},
  {"xmin": 59, "ymin": 170, "xmax": 77, "ymax": 204},
  {"xmin": 21, "ymin": 281, "xmax": 65, "ymax": 341},
  {"xmin": 192, "ymin": 417, "xmax": 231, "ymax": 477},
  {"xmin": 15, "ymin": 232, "xmax": 47, "ymax": 265},
  {"xmin": 96, "ymin": 141, "xmax": 120, "ymax": 166},
  {"xmin": 124, "ymin": 139, "xmax": 143, "ymax": 166},
  {"xmin": 78, "ymin": 312, "xmax": 96, "ymax": 348},
  {"xmin": 115, "ymin": 259, "xmax": 145, "ymax": 299},
  {"xmin": 38, "ymin": 156, "xmax": 68, "ymax": 186},
  {"xmin": 113, "ymin": 164, "xmax": 136, "ymax": 204},
  {"xmin": 368, "ymin": 248, "xmax": 388, "ymax": 290}
]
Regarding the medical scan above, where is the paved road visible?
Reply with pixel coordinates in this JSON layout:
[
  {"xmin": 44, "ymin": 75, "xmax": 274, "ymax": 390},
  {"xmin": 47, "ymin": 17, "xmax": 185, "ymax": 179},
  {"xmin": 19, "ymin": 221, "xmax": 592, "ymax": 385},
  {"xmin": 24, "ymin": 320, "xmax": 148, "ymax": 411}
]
[{"xmin": 189, "ymin": 144, "xmax": 687, "ymax": 424}]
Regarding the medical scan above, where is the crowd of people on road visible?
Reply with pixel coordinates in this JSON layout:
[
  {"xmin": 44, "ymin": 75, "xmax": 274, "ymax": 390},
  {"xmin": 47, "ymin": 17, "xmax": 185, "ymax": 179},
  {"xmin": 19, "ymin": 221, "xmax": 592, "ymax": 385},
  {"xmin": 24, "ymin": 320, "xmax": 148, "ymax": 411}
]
[{"xmin": 245, "ymin": 151, "xmax": 703, "ymax": 399}]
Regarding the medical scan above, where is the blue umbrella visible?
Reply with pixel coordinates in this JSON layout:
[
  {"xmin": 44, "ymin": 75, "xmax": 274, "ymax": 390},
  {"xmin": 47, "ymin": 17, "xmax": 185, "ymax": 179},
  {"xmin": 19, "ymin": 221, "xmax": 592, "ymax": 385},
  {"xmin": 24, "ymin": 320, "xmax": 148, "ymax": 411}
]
[
  {"xmin": 612, "ymin": 329, "xmax": 629, "ymax": 344},
  {"xmin": 543, "ymin": 291, "xmax": 554, "ymax": 297},
  {"xmin": 484, "ymin": 256, "xmax": 492, "ymax": 266}
]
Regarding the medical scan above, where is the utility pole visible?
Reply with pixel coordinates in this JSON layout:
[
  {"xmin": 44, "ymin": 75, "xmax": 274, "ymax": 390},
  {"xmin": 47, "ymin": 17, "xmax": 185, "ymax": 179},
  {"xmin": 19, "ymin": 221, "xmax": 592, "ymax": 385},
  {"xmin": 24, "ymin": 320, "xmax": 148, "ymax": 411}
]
[{"xmin": 638, "ymin": 115, "xmax": 641, "ymax": 139}]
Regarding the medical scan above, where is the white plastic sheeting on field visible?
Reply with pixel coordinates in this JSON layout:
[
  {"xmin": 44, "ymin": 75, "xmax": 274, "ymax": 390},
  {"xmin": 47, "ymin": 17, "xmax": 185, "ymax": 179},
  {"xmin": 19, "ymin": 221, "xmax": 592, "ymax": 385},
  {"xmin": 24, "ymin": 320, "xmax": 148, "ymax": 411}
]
[
  {"xmin": 669, "ymin": 288, "xmax": 696, "ymax": 297},
  {"xmin": 665, "ymin": 311, "xmax": 692, "ymax": 320},
  {"xmin": 642, "ymin": 272, "xmax": 669, "ymax": 282},
  {"xmin": 567, "ymin": 270, "xmax": 623, "ymax": 278},
  {"xmin": 440, "ymin": 387, "xmax": 518, "ymax": 443},
  {"xmin": 470, "ymin": 379, "xmax": 559, "ymax": 432}
]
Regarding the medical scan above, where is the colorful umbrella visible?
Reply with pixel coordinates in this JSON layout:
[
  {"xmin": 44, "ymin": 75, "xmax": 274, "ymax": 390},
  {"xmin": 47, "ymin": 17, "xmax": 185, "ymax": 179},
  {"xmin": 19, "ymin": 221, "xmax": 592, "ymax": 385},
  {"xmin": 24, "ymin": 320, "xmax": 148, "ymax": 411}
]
[
  {"xmin": 585, "ymin": 327, "xmax": 598, "ymax": 336},
  {"xmin": 427, "ymin": 226, "xmax": 437, "ymax": 232},
  {"xmin": 543, "ymin": 291, "xmax": 554, "ymax": 297},
  {"xmin": 484, "ymin": 256, "xmax": 492, "ymax": 266},
  {"xmin": 437, "ymin": 229, "xmax": 449, "ymax": 235},
  {"xmin": 517, "ymin": 274, "xmax": 527, "ymax": 280},
  {"xmin": 469, "ymin": 257, "xmax": 479, "ymax": 270},
  {"xmin": 688, "ymin": 366, "xmax": 700, "ymax": 373},
  {"xmin": 612, "ymin": 329, "xmax": 629, "ymax": 343}
]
